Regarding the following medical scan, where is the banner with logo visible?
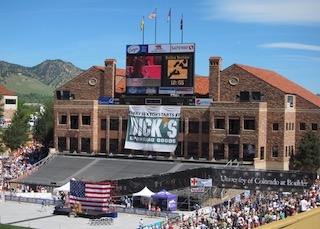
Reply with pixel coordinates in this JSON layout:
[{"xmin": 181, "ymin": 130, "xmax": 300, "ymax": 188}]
[
  {"xmin": 190, "ymin": 177, "xmax": 213, "ymax": 187},
  {"xmin": 125, "ymin": 105, "xmax": 181, "ymax": 152},
  {"xmin": 118, "ymin": 166, "xmax": 315, "ymax": 195}
]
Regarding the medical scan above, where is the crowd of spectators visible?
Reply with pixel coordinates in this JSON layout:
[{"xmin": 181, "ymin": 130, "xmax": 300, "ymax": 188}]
[
  {"xmin": 1, "ymin": 145, "xmax": 320, "ymax": 229},
  {"xmin": 0, "ymin": 143, "xmax": 48, "ymax": 191},
  {"xmin": 178, "ymin": 180, "xmax": 320, "ymax": 229}
]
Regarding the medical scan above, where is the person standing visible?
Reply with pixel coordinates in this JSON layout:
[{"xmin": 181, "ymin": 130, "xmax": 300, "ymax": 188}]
[
  {"xmin": 126, "ymin": 196, "xmax": 132, "ymax": 208},
  {"xmin": 300, "ymin": 196, "xmax": 309, "ymax": 212},
  {"xmin": 139, "ymin": 218, "xmax": 144, "ymax": 228},
  {"xmin": 41, "ymin": 199, "xmax": 46, "ymax": 212}
]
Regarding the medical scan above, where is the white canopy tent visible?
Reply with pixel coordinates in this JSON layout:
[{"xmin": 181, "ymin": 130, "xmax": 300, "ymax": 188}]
[
  {"xmin": 132, "ymin": 186, "xmax": 155, "ymax": 209},
  {"xmin": 132, "ymin": 186, "xmax": 155, "ymax": 198},
  {"xmin": 53, "ymin": 181, "xmax": 70, "ymax": 193}
]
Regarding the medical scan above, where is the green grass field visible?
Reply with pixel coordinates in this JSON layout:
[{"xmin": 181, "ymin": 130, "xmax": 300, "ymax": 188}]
[
  {"xmin": 3, "ymin": 74, "xmax": 54, "ymax": 96},
  {"xmin": 0, "ymin": 225, "xmax": 31, "ymax": 229}
]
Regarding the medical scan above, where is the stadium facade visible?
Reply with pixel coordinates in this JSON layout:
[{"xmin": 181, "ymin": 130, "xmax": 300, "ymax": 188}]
[{"xmin": 53, "ymin": 43, "xmax": 320, "ymax": 171}]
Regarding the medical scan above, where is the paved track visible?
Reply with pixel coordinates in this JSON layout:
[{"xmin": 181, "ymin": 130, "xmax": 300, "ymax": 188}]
[{"xmin": 0, "ymin": 200, "xmax": 166, "ymax": 229}]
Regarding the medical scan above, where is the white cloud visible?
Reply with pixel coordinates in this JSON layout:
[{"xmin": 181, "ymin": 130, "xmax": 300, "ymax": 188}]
[
  {"xmin": 259, "ymin": 42, "xmax": 320, "ymax": 51},
  {"xmin": 281, "ymin": 55, "xmax": 320, "ymax": 63},
  {"xmin": 203, "ymin": 0, "xmax": 320, "ymax": 25}
]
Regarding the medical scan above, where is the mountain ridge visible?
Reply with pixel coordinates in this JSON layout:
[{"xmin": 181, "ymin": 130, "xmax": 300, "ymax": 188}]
[
  {"xmin": 0, "ymin": 59, "xmax": 84, "ymax": 89},
  {"xmin": 0, "ymin": 59, "xmax": 85, "ymax": 103}
]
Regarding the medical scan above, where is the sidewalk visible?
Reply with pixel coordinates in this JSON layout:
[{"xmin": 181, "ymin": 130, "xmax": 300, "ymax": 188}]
[{"xmin": 0, "ymin": 200, "xmax": 165, "ymax": 229}]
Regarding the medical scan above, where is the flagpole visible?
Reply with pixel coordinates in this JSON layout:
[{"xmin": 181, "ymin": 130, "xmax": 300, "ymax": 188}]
[
  {"xmin": 168, "ymin": 7, "xmax": 171, "ymax": 44},
  {"xmin": 140, "ymin": 16, "xmax": 145, "ymax": 44},
  {"xmin": 180, "ymin": 14, "xmax": 184, "ymax": 43},
  {"xmin": 142, "ymin": 16, "xmax": 145, "ymax": 44},
  {"xmin": 155, "ymin": 8, "xmax": 157, "ymax": 44}
]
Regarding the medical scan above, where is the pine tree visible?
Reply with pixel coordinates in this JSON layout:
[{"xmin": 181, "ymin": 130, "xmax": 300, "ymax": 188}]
[
  {"xmin": 291, "ymin": 131, "xmax": 320, "ymax": 172},
  {"xmin": 2, "ymin": 104, "xmax": 29, "ymax": 150},
  {"xmin": 33, "ymin": 99, "xmax": 54, "ymax": 147}
]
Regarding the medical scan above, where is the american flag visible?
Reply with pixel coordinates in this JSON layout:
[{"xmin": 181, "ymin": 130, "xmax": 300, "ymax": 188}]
[
  {"xmin": 69, "ymin": 180, "xmax": 111, "ymax": 212},
  {"xmin": 148, "ymin": 10, "xmax": 157, "ymax": 19}
]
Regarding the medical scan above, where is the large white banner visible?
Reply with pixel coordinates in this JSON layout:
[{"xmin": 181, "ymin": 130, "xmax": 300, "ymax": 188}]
[{"xmin": 124, "ymin": 105, "xmax": 181, "ymax": 152}]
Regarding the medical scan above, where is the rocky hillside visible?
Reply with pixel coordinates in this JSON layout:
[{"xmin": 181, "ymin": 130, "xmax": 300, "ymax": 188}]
[{"xmin": 0, "ymin": 59, "xmax": 84, "ymax": 89}]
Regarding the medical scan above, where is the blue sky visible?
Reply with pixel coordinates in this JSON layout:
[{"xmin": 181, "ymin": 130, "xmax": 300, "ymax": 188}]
[{"xmin": 1, "ymin": 0, "xmax": 319, "ymax": 94}]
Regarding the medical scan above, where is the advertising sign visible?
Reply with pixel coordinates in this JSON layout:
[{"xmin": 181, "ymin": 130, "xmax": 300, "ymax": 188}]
[
  {"xmin": 195, "ymin": 98, "xmax": 213, "ymax": 106},
  {"xmin": 125, "ymin": 43, "xmax": 195, "ymax": 95},
  {"xmin": 98, "ymin": 97, "xmax": 115, "ymax": 105},
  {"xmin": 124, "ymin": 105, "xmax": 181, "ymax": 152}
]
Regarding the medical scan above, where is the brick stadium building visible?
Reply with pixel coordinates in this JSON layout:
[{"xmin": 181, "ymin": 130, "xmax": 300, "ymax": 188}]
[{"xmin": 53, "ymin": 56, "xmax": 320, "ymax": 171}]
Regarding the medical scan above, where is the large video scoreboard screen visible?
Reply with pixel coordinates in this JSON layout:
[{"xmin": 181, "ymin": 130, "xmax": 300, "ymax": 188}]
[{"xmin": 126, "ymin": 43, "xmax": 195, "ymax": 95}]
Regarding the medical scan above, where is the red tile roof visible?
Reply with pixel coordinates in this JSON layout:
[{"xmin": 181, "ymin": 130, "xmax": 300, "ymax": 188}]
[
  {"xmin": 236, "ymin": 64, "xmax": 320, "ymax": 107},
  {"xmin": 92, "ymin": 65, "xmax": 319, "ymax": 106},
  {"xmin": 194, "ymin": 76, "xmax": 209, "ymax": 95},
  {"xmin": 0, "ymin": 85, "xmax": 16, "ymax": 96}
]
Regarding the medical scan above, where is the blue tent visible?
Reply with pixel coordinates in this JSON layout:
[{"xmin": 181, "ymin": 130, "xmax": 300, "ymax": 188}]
[{"xmin": 151, "ymin": 189, "xmax": 177, "ymax": 211}]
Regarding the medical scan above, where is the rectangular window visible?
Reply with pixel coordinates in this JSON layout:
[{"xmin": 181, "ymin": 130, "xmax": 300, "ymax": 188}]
[
  {"xmin": 82, "ymin": 115, "xmax": 91, "ymax": 125},
  {"xmin": 229, "ymin": 119, "xmax": 240, "ymax": 134},
  {"xmin": 244, "ymin": 118, "xmax": 255, "ymax": 130},
  {"xmin": 286, "ymin": 123, "xmax": 289, "ymax": 131},
  {"xmin": 101, "ymin": 119, "xmax": 106, "ymax": 130},
  {"xmin": 189, "ymin": 121, "xmax": 199, "ymax": 133},
  {"xmin": 70, "ymin": 137, "xmax": 78, "ymax": 153},
  {"xmin": 243, "ymin": 144, "xmax": 255, "ymax": 161},
  {"xmin": 188, "ymin": 142, "xmax": 198, "ymax": 157},
  {"xmin": 110, "ymin": 118, "xmax": 119, "ymax": 131},
  {"xmin": 122, "ymin": 119, "xmax": 128, "ymax": 131},
  {"xmin": 70, "ymin": 115, "xmax": 79, "ymax": 129},
  {"xmin": 300, "ymin": 123, "xmax": 306, "ymax": 131},
  {"xmin": 56, "ymin": 90, "xmax": 71, "ymax": 100},
  {"xmin": 312, "ymin": 123, "xmax": 318, "ymax": 131},
  {"xmin": 260, "ymin": 147, "xmax": 265, "ymax": 160},
  {"xmin": 272, "ymin": 146, "xmax": 279, "ymax": 157},
  {"xmin": 202, "ymin": 121, "xmax": 209, "ymax": 134},
  {"xmin": 201, "ymin": 142, "xmax": 209, "ymax": 158},
  {"xmin": 214, "ymin": 118, "xmax": 225, "ymax": 129},
  {"xmin": 287, "ymin": 95, "xmax": 294, "ymax": 108},
  {"xmin": 5, "ymin": 99, "xmax": 16, "ymax": 105},
  {"xmin": 273, "ymin": 123, "xmax": 279, "ymax": 131},
  {"xmin": 59, "ymin": 115, "xmax": 67, "ymax": 124},
  {"xmin": 240, "ymin": 91, "xmax": 250, "ymax": 102},
  {"xmin": 81, "ymin": 138, "xmax": 90, "ymax": 153},
  {"xmin": 58, "ymin": 137, "xmax": 67, "ymax": 152},
  {"xmin": 100, "ymin": 138, "xmax": 106, "ymax": 153},
  {"xmin": 110, "ymin": 139, "xmax": 118, "ymax": 152},
  {"xmin": 214, "ymin": 143, "xmax": 224, "ymax": 160},
  {"xmin": 251, "ymin": 91, "xmax": 261, "ymax": 101}
]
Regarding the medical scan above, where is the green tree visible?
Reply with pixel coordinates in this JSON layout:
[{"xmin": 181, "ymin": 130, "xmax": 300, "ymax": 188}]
[
  {"xmin": 2, "ymin": 108, "xmax": 29, "ymax": 150},
  {"xmin": 33, "ymin": 99, "xmax": 54, "ymax": 147},
  {"xmin": 0, "ymin": 94, "xmax": 5, "ymax": 152},
  {"xmin": 291, "ymin": 131, "xmax": 320, "ymax": 172}
]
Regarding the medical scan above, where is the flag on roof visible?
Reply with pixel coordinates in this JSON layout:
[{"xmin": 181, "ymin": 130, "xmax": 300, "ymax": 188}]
[
  {"xmin": 69, "ymin": 180, "xmax": 111, "ymax": 212},
  {"xmin": 180, "ymin": 17, "xmax": 183, "ymax": 30},
  {"xmin": 140, "ymin": 16, "xmax": 145, "ymax": 30},
  {"xmin": 167, "ymin": 8, "xmax": 171, "ymax": 22},
  {"xmin": 148, "ymin": 10, "xmax": 157, "ymax": 19}
]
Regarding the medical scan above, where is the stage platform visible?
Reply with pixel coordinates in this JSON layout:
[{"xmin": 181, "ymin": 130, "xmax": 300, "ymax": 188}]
[{"xmin": 53, "ymin": 206, "xmax": 118, "ymax": 219}]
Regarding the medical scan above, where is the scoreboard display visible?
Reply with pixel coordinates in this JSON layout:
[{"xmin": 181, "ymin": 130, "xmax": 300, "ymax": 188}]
[{"xmin": 126, "ymin": 43, "xmax": 195, "ymax": 95}]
